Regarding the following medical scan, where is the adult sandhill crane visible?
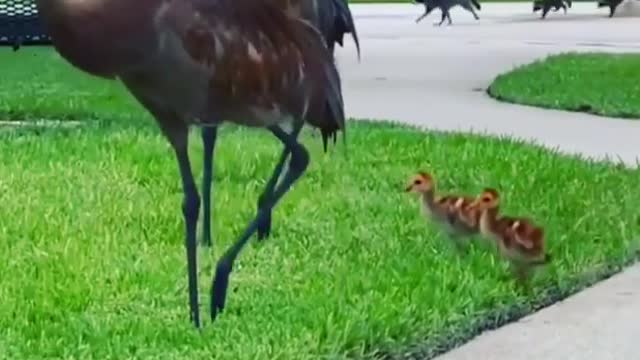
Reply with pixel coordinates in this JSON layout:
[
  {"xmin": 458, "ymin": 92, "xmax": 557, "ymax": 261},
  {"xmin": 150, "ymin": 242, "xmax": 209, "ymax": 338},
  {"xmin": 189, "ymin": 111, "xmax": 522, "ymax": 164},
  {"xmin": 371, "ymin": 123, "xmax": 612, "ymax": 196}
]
[{"xmin": 33, "ymin": 0, "xmax": 346, "ymax": 329}]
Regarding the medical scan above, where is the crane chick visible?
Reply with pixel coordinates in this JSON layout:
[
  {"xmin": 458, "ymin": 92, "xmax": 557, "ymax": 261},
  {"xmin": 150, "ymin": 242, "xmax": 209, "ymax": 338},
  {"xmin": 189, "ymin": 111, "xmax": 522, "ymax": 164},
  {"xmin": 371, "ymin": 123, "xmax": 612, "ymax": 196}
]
[
  {"xmin": 469, "ymin": 188, "xmax": 551, "ymax": 284},
  {"xmin": 405, "ymin": 172, "xmax": 480, "ymax": 251}
]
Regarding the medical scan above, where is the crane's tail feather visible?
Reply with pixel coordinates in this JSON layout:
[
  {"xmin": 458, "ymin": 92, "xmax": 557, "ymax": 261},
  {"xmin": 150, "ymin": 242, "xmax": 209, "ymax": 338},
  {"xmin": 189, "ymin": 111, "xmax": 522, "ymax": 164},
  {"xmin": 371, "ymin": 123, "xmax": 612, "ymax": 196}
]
[
  {"xmin": 331, "ymin": 0, "xmax": 361, "ymax": 61},
  {"xmin": 323, "ymin": 57, "xmax": 347, "ymax": 157},
  {"xmin": 289, "ymin": 18, "xmax": 347, "ymax": 156}
]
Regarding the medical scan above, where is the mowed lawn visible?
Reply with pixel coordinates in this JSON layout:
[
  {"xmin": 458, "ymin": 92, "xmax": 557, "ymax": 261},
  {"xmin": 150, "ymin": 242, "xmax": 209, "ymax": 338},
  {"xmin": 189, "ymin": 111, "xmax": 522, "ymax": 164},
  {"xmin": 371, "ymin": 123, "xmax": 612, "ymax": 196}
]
[
  {"xmin": 489, "ymin": 52, "xmax": 640, "ymax": 119},
  {"xmin": 1, "ymin": 48, "xmax": 639, "ymax": 359}
]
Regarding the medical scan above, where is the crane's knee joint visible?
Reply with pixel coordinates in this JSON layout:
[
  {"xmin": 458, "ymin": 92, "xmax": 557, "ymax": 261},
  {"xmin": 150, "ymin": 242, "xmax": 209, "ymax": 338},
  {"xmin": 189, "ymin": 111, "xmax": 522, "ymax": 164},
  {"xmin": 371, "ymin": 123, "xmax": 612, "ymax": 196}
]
[
  {"xmin": 216, "ymin": 258, "xmax": 233, "ymax": 277},
  {"xmin": 182, "ymin": 191, "xmax": 201, "ymax": 222},
  {"xmin": 289, "ymin": 144, "xmax": 310, "ymax": 172}
]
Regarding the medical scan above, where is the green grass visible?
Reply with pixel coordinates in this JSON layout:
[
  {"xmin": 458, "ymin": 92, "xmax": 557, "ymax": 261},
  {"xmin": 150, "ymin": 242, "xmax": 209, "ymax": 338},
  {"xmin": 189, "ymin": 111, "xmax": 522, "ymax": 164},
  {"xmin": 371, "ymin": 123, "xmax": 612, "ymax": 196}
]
[
  {"xmin": 488, "ymin": 52, "xmax": 640, "ymax": 119},
  {"xmin": 1, "ymin": 47, "xmax": 640, "ymax": 360}
]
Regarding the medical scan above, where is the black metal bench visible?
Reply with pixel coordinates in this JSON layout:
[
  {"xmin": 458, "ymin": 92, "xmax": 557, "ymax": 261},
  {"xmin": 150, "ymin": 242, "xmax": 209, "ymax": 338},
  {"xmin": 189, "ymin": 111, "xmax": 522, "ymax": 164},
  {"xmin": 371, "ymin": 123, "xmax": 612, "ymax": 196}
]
[{"xmin": 0, "ymin": 0, "xmax": 51, "ymax": 50}]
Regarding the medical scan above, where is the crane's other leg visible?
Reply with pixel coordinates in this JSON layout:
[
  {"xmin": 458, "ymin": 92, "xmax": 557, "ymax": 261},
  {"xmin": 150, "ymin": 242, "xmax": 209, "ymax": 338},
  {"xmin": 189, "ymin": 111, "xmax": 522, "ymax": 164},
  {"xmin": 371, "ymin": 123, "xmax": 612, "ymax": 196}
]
[
  {"xmin": 200, "ymin": 126, "xmax": 218, "ymax": 247},
  {"xmin": 255, "ymin": 124, "xmax": 303, "ymax": 241},
  {"xmin": 463, "ymin": 2, "xmax": 480, "ymax": 19},
  {"xmin": 210, "ymin": 124, "xmax": 309, "ymax": 320},
  {"xmin": 436, "ymin": 9, "xmax": 448, "ymax": 26},
  {"xmin": 416, "ymin": 7, "xmax": 432, "ymax": 23},
  {"xmin": 166, "ymin": 121, "xmax": 201, "ymax": 328},
  {"xmin": 255, "ymin": 150, "xmax": 290, "ymax": 241}
]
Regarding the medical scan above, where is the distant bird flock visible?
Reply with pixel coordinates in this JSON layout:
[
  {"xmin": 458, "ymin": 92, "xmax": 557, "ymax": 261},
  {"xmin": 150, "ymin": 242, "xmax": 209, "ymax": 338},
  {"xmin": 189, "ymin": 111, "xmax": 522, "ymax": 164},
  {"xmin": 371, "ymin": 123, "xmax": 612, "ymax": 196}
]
[{"xmin": 412, "ymin": 0, "xmax": 627, "ymax": 23}]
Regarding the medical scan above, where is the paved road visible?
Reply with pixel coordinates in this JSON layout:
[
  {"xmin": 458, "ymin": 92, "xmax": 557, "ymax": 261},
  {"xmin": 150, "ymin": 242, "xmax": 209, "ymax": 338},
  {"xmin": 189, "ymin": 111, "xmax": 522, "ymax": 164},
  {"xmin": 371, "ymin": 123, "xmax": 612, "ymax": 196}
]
[
  {"xmin": 335, "ymin": 2, "xmax": 640, "ymax": 166},
  {"xmin": 334, "ymin": 3, "xmax": 640, "ymax": 360}
]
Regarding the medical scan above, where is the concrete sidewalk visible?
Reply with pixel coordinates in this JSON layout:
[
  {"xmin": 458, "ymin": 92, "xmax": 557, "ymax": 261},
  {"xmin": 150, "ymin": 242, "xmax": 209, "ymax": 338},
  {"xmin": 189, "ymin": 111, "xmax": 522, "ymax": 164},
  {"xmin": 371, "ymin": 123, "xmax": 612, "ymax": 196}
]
[
  {"xmin": 335, "ymin": 3, "xmax": 640, "ymax": 359},
  {"xmin": 336, "ymin": 2, "xmax": 640, "ymax": 166}
]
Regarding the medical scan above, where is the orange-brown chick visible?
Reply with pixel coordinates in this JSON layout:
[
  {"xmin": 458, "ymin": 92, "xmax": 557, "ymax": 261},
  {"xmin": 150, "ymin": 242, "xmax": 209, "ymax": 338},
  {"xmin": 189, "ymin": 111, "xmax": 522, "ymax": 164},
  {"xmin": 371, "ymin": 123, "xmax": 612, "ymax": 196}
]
[
  {"xmin": 469, "ymin": 188, "xmax": 551, "ymax": 283},
  {"xmin": 405, "ymin": 172, "xmax": 479, "ymax": 250}
]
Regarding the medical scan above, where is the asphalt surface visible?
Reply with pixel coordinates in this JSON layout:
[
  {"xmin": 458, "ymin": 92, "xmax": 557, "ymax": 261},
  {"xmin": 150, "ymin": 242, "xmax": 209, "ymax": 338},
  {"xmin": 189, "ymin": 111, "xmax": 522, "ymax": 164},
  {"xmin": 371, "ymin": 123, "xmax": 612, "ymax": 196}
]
[{"xmin": 334, "ymin": 2, "xmax": 640, "ymax": 359}]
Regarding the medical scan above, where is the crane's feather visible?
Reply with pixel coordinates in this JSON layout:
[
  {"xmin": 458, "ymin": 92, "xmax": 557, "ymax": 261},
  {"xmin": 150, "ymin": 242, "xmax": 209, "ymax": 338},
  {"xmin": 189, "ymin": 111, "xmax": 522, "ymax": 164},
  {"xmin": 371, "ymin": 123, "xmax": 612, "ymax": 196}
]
[
  {"xmin": 157, "ymin": 0, "xmax": 346, "ymax": 148},
  {"xmin": 329, "ymin": 0, "xmax": 360, "ymax": 59}
]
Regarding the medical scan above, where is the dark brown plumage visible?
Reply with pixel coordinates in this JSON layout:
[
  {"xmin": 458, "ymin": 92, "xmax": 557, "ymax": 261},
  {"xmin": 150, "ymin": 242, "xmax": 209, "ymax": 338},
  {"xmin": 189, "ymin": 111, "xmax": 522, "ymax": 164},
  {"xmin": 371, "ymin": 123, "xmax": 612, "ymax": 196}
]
[{"xmin": 33, "ymin": 0, "xmax": 346, "ymax": 328}]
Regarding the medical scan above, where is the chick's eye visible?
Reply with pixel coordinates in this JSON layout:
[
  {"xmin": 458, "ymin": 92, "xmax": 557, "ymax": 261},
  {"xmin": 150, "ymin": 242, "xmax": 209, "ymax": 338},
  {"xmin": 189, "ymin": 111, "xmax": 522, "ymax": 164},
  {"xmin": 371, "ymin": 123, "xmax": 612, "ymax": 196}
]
[
  {"xmin": 482, "ymin": 197, "xmax": 491, "ymax": 202},
  {"xmin": 414, "ymin": 179, "xmax": 422, "ymax": 185}
]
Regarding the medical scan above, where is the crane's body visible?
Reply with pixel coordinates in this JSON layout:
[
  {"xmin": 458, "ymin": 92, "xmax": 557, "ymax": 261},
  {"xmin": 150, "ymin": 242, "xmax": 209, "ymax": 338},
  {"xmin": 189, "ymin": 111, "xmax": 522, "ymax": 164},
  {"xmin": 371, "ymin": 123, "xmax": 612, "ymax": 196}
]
[
  {"xmin": 37, "ymin": 0, "xmax": 343, "ymax": 131},
  {"xmin": 33, "ymin": 0, "xmax": 349, "ymax": 329}
]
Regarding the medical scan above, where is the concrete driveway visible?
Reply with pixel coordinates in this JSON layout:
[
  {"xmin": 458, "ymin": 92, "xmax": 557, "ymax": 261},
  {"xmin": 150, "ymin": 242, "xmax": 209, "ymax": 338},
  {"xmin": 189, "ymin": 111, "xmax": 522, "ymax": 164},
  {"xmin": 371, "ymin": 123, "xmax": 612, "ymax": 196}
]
[
  {"xmin": 333, "ymin": 3, "xmax": 640, "ymax": 359},
  {"xmin": 334, "ymin": 2, "xmax": 640, "ymax": 166}
]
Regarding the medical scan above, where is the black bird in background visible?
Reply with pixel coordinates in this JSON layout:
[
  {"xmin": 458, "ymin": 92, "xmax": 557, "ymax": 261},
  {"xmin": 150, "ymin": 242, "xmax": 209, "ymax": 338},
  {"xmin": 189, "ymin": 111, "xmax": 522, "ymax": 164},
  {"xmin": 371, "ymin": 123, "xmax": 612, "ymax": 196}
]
[
  {"xmin": 597, "ymin": 0, "xmax": 624, "ymax": 17},
  {"xmin": 413, "ymin": 0, "xmax": 481, "ymax": 26},
  {"xmin": 533, "ymin": 0, "xmax": 572, "ymax": 19}
]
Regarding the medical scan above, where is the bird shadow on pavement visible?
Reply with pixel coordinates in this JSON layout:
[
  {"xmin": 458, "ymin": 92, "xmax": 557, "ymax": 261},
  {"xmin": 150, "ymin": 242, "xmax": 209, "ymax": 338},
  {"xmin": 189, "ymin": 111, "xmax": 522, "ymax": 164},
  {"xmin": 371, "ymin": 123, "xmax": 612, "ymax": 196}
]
[{"xmin": 494, "ymin": 13, "xmax": 613, "ymax": 24}]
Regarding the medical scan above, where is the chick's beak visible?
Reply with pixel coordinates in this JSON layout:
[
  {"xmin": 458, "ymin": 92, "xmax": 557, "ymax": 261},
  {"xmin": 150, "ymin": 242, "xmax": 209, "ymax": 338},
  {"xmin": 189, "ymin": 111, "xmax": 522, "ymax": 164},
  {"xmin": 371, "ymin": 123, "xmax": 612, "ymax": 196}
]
[{"xmin": 405, "ymin": 184, "xmax": 413, "ymax": 192}]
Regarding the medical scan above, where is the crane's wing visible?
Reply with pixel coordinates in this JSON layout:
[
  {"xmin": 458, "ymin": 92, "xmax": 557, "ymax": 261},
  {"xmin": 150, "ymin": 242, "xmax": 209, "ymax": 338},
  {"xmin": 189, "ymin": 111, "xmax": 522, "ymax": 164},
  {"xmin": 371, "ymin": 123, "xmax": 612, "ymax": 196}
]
[{"xmin": 161, "ymin": 0, "xmax": 345, "ymax": 150}]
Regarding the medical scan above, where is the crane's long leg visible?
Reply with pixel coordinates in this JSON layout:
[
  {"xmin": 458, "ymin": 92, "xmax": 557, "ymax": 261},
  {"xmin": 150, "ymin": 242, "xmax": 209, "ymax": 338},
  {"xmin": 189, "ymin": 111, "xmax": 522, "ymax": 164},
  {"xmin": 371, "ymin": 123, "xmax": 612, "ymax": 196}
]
[
  {"xmin": 255, "ymin": 150, "xmax": 289, "ymax": 241},
  {"xmin": 169, "ymin": 125, "xmax": 202, "ymax": 329},
  {"xmin": 210, "ymin": 124, "xmax": 309, "ymax": 320},
  {"xmin": 255, "ymin": 124, "xmax": 303, "ymax": 240},
  {"xmin": 437, "ymin": 10, "xmax": 447, "ymax": 26},
  {"xmin": 121, "ymin": 82, "xmax": 201, "ymax": 328},
  {"xmin": 415, "ymin": 8, "xmax": 432, "ymax": 23},
  {"xmin": 464, "ymin": 3, "xmax": 480, "ymax": 20},
  {"xmin": 200, "ymin": 126, "xmax": 218, "ymax": 247}
]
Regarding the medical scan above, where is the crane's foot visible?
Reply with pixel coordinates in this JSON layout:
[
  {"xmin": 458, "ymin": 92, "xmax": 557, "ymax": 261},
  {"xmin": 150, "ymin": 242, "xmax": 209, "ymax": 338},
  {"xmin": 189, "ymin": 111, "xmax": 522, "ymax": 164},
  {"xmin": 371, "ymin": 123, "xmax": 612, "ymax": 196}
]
[
  {"xmin": 256, "ymin": 209, "xmax": 272, "ymax": 241},
  {"xmin": 211, "ymin": 260, "xmax": 232, "ymax": 321}
]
